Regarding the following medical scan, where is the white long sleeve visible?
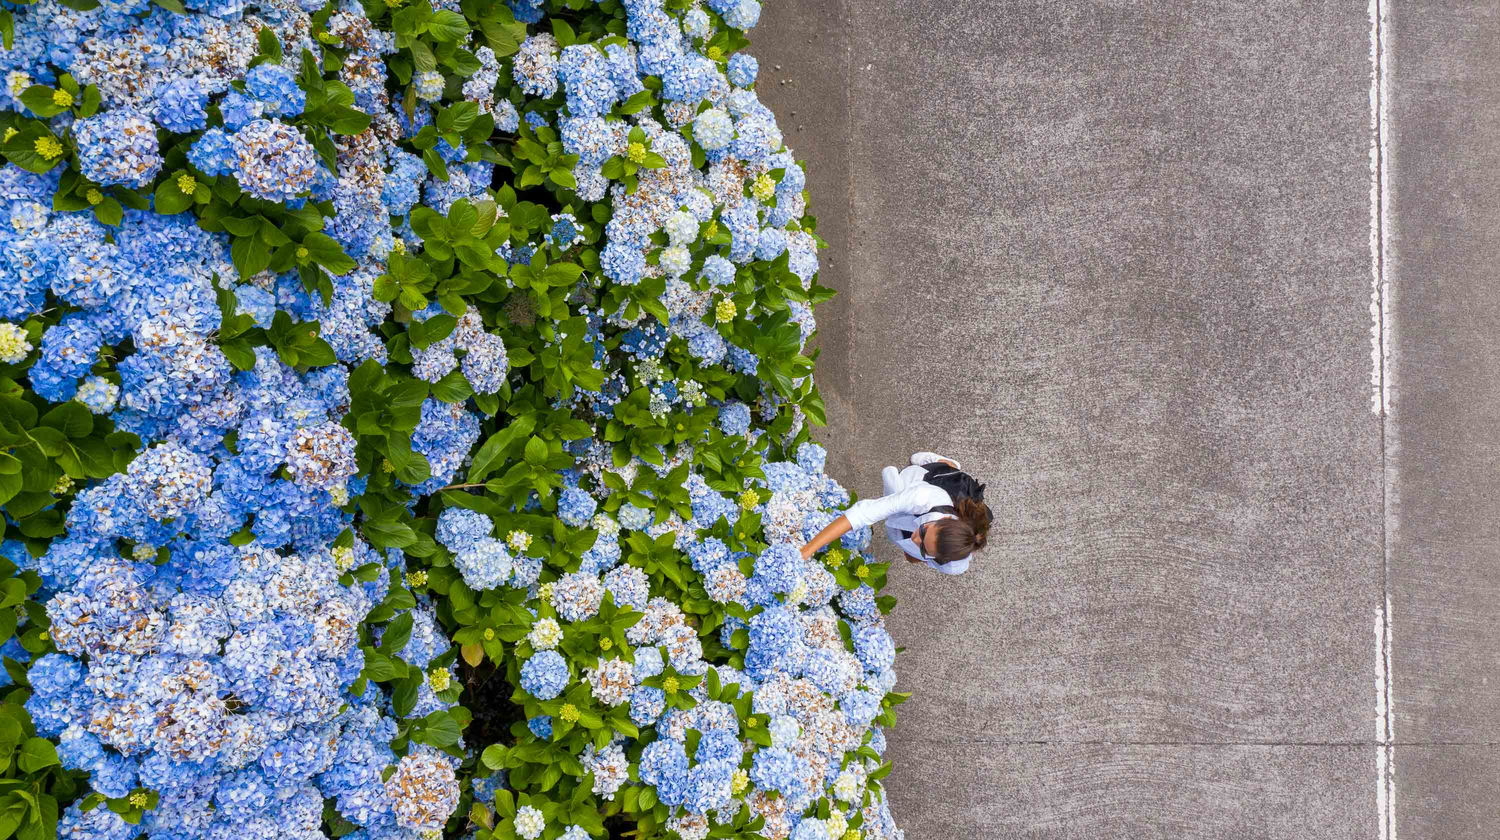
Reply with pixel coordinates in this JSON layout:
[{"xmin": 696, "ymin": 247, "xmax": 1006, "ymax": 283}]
[
  {"xmin": 910, "ymin": 451, "xmax": 962, "ymax": 471},
  {"xmin": 843, "ymin": 486, "xmax": 932, "ymax": 531}
]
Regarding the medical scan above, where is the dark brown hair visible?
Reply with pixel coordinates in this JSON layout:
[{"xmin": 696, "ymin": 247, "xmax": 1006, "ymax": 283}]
[{"xmin": 931, "ymin": 498, "xmax": 992, "ymax": 565}]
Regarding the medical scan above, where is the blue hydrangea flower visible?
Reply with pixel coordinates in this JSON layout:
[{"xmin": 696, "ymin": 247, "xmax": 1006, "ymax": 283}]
[
  {"xmin": 230, "ymin": 119, "xmax": 320, "ymax": 201},
  {"xmin": 73, "ymin": 111, "xmax": 161, "ymax": 188},
  {"xmin": 527, "ymin": 714, "xmax": 553, "ymax": 738},
  {"xmin": 151, "ymin": 78, "xmax": 208, "ymax": 132},
  {"xmin": 717, "ymin": 401, "xmax": 751, "ymax": 435},
  {"xmin": 519, "ymin": 650, "xmax": 569, "ymax": 700},
  {"xmin": 187, "ymin": 128, "xmax": 236, "ymax": 176},
  {"xmin": 727, "ymin": 53, "xmax": 758, "ymax": 87},
  {"xmin": 435, "ymin": 507, "xmax": 492, "ymax": 551},
  {"xmin": 693, "ymin": 107, "xmax": 734, "ymax": 150},
  {"xmin": 556, "ymin": 487, "xmax": 597, "ymax": 528},
  {"xmin": 244, "ymin": 62, "xmax": 307, "ymax": 117},
  {"xmin": 455, "ymin": 536, "xmax": 513, "ymax": 590},
  {"xmin": 599, "ymin": 240, "xmax": 646, "ymax": 285}
]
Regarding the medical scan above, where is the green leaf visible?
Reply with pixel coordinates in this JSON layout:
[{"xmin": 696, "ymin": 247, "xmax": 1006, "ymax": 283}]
[
  {"xmin": 300, "ymin": 232, "xmax": 356, "ymax": 276},
  {"xmin": 1, "ymin": 123, "xmax": 62, "ymax": 174},
  {"xmin": 0, "ymin": 797, "xmax": 26, "ymax": 840},
  {"xmin": 153, "ymin": 177, "xmax": 192, "ymax": 215},
  {"xmin": 0, "ymin": 580, "xmax": 26, "ymax": 611},
  {"xmin": 409, "ymin": 39, "xmax": 438, "ymax": 73},
  {"xmin": 427, "ymin": 10, "xmax": 468, "ymax": 41},
  {"xmin": 408, "ymin": 313, "xmax": 457, "ymax": 349},
  {"xmin": 40, "ymin": 402, "xmax": 92, "ymax": 438},
  {"xmin": 380, "ymin": 612, "xmax": 414, "ymax": 654},
  {"xmin": 18, "ymin": 86, "xmax": 66, "ymax": 118},
  {"xmin": 522, "ymin": 435, "xmax": 547, "ymax": 466},
  {"xmin": 392, "ymin": 675, "xmax": 419, "ymax": 717},
  {"xmin": 16, "ymin": 738, "xmax": 57, "ymax": 774},
  {"xmin": 92, "ymin": 197, "xmax": 122, "ymax": 226},
  {"xmin": 466, "ymin": 414, "xmax": 537, "ymax": 482},
  {"xmin": 256, "ymin": 25, "xmax": 283, "ymax": 63},
  {"xmin": 363, "ymin": 520, "xmax": 418, "ymax": 548},
  {"xmin": 416, "ymin": 711, "xmax": 462, "ymax": 747},
  {"xmin": 619, "ymin": 89, "xmax": 653, "ymax": 115}
]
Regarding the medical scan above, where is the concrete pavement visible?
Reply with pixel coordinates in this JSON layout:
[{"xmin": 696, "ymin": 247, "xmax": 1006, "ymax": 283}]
[{"xmin": 754, "ymin": 0, "xmax": 1500, "ymax": 836}]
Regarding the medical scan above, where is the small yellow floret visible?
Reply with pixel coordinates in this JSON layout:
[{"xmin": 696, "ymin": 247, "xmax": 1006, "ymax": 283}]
[{"xmin": 751, "ymin": 174, "xmax": 775, "ymax": 201}]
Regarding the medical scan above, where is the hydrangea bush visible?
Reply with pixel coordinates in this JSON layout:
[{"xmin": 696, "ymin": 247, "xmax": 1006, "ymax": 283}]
[{"xmin": 0, "ymin": 0, "xmax": 911, "ymax": 839}]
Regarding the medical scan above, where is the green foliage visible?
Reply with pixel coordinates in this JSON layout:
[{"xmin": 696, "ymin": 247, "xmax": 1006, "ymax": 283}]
[{"xmin": 0, "ymin": 0, "xmax": 901, "ymax": 834}]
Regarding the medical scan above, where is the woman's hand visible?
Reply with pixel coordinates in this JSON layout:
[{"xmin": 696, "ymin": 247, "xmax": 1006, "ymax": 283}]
[{"xmin": 801, "ymin": 515, "xmax": 852, "ymax": 564}]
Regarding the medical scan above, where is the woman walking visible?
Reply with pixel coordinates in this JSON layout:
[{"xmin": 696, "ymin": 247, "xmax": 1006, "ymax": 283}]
[{"xmin": 799, "ymin": 452, "xmax": 991, "ymax": 574}]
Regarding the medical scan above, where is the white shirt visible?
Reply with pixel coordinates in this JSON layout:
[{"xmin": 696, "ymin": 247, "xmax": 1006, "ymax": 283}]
[{"xmin": 843, "ymin": 451, "xmax": 972, "ymax": 575}]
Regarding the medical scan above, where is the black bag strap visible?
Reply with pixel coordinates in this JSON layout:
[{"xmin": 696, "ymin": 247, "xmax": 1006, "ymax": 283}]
[
  {"xmin": 918, "ymin": 503, "xmax": 959, "ymax": 519},
  {"xmin": 918, "ymin": 462, "xmax": 987, "ymax": 507}
]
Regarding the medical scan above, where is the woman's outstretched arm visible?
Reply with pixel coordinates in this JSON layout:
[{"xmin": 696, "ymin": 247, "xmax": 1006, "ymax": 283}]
[{"xmin": 800, "ymin": 514, "xmax": 852, "ymax": 560}]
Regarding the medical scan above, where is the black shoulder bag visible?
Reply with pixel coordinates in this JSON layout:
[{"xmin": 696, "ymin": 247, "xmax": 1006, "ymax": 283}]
[{"xmin": 916, "ymin": 462, "xmax": 987, "ymax": 518}]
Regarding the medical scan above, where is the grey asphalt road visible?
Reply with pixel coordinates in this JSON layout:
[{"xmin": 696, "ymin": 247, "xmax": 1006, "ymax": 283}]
[{"xmin": 753, "ymin": 1, "xmax": 1500, "ymax": 837}]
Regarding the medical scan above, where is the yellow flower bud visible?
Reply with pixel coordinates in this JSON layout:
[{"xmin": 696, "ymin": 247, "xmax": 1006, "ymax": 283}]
[
  {"xmin": 751, "ymin": 174, "xmax": 775, "ymax": 202},
  {"xmin": 52, "ymin": 89, "xmax": 73, "ymax": 107},
  {"xmin": 34, "ymin": 136, "xmax": 62, "ymax": 160}
]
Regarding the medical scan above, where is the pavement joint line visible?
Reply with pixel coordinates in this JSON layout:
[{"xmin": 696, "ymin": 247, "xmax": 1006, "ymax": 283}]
[
  {"xmin": 895, "ymin": 740, "xmax": 1500, "ymax": 748},
  {"xmin": 1368, "ymin": 0, "xmax": 1397, "ymax": 834}
]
